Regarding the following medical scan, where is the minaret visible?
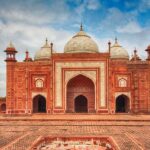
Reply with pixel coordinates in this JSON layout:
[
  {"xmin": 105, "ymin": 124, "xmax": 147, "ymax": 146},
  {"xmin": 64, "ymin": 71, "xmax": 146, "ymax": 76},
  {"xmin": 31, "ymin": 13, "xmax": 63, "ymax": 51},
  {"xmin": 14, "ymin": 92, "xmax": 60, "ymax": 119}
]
[
  {"xmin": 4, "ymin": 42, "xmax": 17, "ymax": 114},
  {"xmin": 145, "ymin": 45, "xmax": 150, "ymax": 61},
  {"xmin": 4, "ymin": 41, "xmax": 17, "ymax": 62},
  {"xmin": 24, "ymin": 50, "xmax": 32, "ymax": 62}
]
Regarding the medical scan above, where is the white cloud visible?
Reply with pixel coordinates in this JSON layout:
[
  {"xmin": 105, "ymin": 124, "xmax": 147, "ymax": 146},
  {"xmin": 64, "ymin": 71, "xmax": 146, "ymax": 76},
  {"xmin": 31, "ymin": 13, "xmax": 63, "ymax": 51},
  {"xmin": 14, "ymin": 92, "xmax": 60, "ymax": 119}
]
[
  {"xmin": 87, "ymin": 0, "xmax": 101, "ymax": 10},
  {"xmin": 75, "ymin": 0, "xmax": 100, "ymax": 16},
  {"xmin": 139, "ymin": 0, "xmax": 150, "ymax": 12},
  {"xmin": 117, "ymin": 21, "xmax": 143, "ymax": 33},
  {"xmin": 0, "ymin": 22, "xmax": 73, "ymax": 60},
  {"xmin": 98, "ymin": 8, "xmax": 138, "ymax": 35},
  {"xmin": 0, "ymin": 0, "xmax": 71, "ymax": 25}
]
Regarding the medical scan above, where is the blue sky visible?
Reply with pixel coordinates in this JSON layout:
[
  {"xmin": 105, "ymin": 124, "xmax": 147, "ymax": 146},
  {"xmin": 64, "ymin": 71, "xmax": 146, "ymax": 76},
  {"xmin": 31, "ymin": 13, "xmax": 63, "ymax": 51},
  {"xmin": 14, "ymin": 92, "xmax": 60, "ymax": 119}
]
[{"xmin": 0, "ymin": 0, "xmax": 150, "ymax": 96}]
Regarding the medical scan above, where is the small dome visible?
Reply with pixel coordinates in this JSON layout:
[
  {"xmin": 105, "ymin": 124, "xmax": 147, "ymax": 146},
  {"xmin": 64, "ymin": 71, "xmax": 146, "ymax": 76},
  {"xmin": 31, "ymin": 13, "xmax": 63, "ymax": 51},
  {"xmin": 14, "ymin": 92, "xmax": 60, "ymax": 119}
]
[
  {"xmin": 34, "ymin": 39, "xmax": 52, "ymax": 61},
  {"xmin": 110, "ymin": 38, "xmax": 129, "ymax": 60},
  {"xmin": 64, "ymin": 25, "xmax": 99, "ymax": 53},
  {"xmin": 5, "ymin": 41, "xmax": 16, "ymax": 52}
]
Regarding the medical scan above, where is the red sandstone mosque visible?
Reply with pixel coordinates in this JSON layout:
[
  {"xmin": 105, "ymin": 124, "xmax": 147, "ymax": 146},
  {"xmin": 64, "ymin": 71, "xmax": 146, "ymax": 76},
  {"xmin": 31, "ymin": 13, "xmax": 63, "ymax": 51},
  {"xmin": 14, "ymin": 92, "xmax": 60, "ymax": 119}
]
[{"xmin": 2, "ymin": 25, "xmax": 150, "ymax": 115}]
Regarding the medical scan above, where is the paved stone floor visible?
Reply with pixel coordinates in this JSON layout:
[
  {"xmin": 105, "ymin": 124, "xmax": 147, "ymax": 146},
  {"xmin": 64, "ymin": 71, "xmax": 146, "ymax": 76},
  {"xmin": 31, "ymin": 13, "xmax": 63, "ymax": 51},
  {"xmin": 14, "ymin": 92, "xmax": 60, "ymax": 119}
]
[{"xmin": 0, "ymin": 114, "xmax": 150, "ymax": 150}]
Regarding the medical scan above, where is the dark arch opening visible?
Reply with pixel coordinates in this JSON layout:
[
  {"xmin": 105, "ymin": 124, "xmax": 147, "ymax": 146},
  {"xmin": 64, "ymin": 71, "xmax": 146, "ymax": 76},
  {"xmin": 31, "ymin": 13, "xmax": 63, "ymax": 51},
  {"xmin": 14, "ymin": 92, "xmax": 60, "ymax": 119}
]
[
  {"xmin": 33, "ymin": 95, "xmax": 46, "ymax": 113},
  {"xmin": 1, "ymin": 103, "xmax": 6, "ymax": 112},
  {"xmin": 116, "ymin": 95, "xmax": 129, "ymax": 113},
  {"xmin": 75, "ymin": 95, "xmax": 88, "ymax": 113}
]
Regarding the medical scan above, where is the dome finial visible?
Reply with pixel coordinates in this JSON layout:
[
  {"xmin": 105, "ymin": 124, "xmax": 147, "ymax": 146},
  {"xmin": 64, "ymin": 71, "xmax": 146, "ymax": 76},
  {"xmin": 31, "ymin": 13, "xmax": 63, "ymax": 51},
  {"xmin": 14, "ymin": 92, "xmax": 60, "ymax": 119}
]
[
  {"xmin": 134, "ymin": 47, "xmax": 137, "ymax": 54},
  {"xmin": 108, "ymin": 41, "xmax": 111, "ymax": 53},
  {"xmin": 45, "ymin": 38, "xmax": 48, "ymax": 44},
  {"xmin": 50, "ymin": 42, "xmax": 53, "ymax": 52},
  {"xmin": 115, "ymin": 37, "xmax": 118, "ymax": 44},
  {"xmin": 131, "ymin": 48, "xmax": 141, "ymax": 61},
  {"xmin": 80, "ymin": 23, "xmax": 83, "ymax": 31},
  {"xmin": 8, "ymin": 41, "xmax": 14, "ymax": 48},
  {"xmin": 25, "ymin": 49, "xmax": 29, "ymax": 59}
]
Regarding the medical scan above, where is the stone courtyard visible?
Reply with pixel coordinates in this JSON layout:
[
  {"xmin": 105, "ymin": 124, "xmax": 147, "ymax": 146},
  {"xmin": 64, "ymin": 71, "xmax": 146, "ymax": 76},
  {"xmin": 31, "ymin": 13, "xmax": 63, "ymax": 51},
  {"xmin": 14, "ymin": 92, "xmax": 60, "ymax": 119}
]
[{"xmin": 0, "ymin": 114, "xmax": 150, "ymax": 150}]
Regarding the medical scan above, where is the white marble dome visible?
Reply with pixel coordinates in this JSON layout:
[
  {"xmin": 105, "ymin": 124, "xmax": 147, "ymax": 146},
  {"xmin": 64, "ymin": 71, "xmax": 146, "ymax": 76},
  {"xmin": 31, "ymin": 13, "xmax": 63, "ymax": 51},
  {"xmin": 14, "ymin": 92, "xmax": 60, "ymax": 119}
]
[
  {"xmin": 110, "ymin": 39, "xmax": 129, "ymax": 59},
  {"xmin": 64, "ymin": 26, "xmax": 99, "ymax": 53},
  {"xmin": 34, "ymin": 39, "xmax": 52, "ymax": 60}
]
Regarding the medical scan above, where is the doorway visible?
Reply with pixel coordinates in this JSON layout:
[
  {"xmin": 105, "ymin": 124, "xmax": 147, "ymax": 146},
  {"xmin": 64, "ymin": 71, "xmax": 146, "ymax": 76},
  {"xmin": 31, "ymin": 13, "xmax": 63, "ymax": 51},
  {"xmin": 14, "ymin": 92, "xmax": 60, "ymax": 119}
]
[
  {"xmin": 75, "ymin": 95, "xmax": 88, "ymax": 113},
  {"xmin": 33, "ymin": 95, "xmax": 46, "ymax": 113},
  {"xmin": 116, "ymin": 95, "xmax": 129, "ymax": 113}
]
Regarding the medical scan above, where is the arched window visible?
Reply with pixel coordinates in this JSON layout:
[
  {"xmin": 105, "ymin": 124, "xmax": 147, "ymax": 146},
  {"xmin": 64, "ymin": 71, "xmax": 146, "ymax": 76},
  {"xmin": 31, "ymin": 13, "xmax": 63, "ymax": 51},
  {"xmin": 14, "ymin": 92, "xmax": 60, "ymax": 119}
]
[
  {"xmin": 35, "ymin": 79, "xmax": 44, "ymax": 88},
  {"xmin": 118, "ymin": 78, "xmax": 127, "ymax": 87}
]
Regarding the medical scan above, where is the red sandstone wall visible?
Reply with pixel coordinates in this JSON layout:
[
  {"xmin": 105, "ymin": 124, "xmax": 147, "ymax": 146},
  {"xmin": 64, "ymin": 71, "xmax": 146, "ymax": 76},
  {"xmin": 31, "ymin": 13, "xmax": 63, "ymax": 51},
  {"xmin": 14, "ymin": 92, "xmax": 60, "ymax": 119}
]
[
  {"xmin": 5, "ymin": 52, "xmax": 150, "ymax": 114},
  {"xmin": 6, "ymin": 61, "xmax": 53, "ymax": 114},
  {"xmin": 109, "ymin": 60, "xmax": 132, "ymax": 113},
  {"xmin": 128, "ymin": 62, "xmax": 150, "ymax": 113}
]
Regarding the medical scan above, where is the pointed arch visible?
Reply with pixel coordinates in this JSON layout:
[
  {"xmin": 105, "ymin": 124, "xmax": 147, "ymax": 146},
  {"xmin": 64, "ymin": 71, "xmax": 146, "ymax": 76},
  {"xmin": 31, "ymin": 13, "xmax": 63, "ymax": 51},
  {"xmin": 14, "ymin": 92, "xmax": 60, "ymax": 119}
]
[
  {"xmin": 115, "ymin": 94, "xmax": 130, "ymax": 113},
  {"xmin": 33, "ymin": 95, "xmax": 46, "ymax": 113},
  {"xmin": 66, "ymin": 74, "xmax": 95, "ymax": 113},
  {"xmin": 66, "ymin": 73, "xmax": 96, "ymax": 86}
]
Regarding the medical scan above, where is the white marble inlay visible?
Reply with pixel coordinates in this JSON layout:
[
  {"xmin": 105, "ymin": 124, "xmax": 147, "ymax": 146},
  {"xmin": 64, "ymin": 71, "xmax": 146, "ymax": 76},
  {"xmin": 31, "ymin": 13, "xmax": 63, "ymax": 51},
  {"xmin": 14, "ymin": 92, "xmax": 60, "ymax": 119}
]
[{"xmin": 54, "ymin": 61, "xmax": 106, "ymax": 107}]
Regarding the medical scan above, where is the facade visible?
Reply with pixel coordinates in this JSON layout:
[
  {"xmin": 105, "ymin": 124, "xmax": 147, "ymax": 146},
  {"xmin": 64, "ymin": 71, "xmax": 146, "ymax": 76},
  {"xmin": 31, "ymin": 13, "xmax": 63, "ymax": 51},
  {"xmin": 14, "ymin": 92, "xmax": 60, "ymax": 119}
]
[{"xmin": 4, "ymin": 25, "xmax": 150, "ymax": 114}]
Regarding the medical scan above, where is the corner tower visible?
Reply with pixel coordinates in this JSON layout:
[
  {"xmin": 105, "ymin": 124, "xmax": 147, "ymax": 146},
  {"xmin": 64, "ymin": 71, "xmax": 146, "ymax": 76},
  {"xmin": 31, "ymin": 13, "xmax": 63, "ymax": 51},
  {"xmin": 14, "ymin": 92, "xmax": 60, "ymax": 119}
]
[{"xmin": 4, "ymin": 42, "xmax": 17, "ymax": 114}]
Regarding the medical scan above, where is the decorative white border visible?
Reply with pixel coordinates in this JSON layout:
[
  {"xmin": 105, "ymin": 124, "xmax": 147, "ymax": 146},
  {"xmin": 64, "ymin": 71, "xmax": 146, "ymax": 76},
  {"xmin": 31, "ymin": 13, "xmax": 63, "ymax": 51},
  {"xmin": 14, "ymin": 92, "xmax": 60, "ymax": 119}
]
[{"xmin": 54, "ymin": 61, "xmax": 106, "ymax": 107}]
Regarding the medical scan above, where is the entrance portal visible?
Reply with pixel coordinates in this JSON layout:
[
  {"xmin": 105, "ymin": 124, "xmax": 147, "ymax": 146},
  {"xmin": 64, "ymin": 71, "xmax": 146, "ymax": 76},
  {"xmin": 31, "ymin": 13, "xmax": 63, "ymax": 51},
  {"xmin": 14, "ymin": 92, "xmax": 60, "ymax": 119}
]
[
  {"xmin": 75, "ymin": 95, "xmax": 88, "ymax": 113},
  {"xmin": 66, "ymin": 74, "xmax": 95, "ymax": 113},
  {"xmin": 33, "ymin": 95, "xmax": 46, "ymax": 113},
  {"xmin": 116, "ymin": 95, "xmax": 129, "ymax": 113}
]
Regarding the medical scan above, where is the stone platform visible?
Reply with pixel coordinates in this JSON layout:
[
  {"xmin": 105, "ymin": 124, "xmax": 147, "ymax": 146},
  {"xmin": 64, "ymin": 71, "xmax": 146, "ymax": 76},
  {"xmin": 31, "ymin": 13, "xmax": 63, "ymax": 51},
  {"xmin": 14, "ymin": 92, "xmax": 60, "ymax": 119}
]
[
  {"xmin": 0, "ymin": 114, "xmax": 150, "ymax": 150},
  {"xmin": 1, "ymin": 114, "xmax": 150, "ymax": 121}
]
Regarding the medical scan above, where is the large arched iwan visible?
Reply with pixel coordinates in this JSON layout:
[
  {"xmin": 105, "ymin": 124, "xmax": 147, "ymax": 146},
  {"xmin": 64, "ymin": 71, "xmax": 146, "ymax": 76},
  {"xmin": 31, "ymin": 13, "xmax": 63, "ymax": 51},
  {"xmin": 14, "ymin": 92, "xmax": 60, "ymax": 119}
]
[
  {"xmin": 66, "ymin": 74, "xmax": 95, "ymax": 113},
  {"xmin": 33, "ymin": 95, "xmax": 46, "ymax": 113}
]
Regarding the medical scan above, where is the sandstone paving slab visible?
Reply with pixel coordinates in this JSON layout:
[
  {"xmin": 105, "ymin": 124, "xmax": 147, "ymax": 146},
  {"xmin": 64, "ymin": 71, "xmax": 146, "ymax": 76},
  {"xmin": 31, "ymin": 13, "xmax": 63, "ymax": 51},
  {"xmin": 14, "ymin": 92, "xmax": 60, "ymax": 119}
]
[{"xmin": 0, "ymin": 119, "xmax": 149, "ymax": 149}]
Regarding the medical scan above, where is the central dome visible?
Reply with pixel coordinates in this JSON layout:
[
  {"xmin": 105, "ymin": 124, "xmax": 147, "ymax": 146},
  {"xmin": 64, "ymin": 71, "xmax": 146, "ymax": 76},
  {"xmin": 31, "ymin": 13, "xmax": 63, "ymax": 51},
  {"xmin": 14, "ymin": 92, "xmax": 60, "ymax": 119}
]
[{"xmin": 64, "ymin": 25, "xmax": 99, "ymax": 53}]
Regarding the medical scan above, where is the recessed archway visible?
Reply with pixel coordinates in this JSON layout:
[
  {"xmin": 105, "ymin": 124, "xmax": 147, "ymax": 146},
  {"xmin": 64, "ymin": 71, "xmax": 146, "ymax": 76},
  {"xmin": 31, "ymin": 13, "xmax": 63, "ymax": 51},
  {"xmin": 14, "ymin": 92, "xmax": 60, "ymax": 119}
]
[
  {"xmin": 75, "ymin": 95, "xmax": 88, "ymax": 113},
  {"xmin": 66, "ymin": 74, "xmax": 95, "ymax": 113},
  {"xmin": 33, "ymin": 95, "xmax": 46, "ymax": 113},
  {"xmin": 115, "ymin": 95, "xmax": 129, "ymax": 113}
]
